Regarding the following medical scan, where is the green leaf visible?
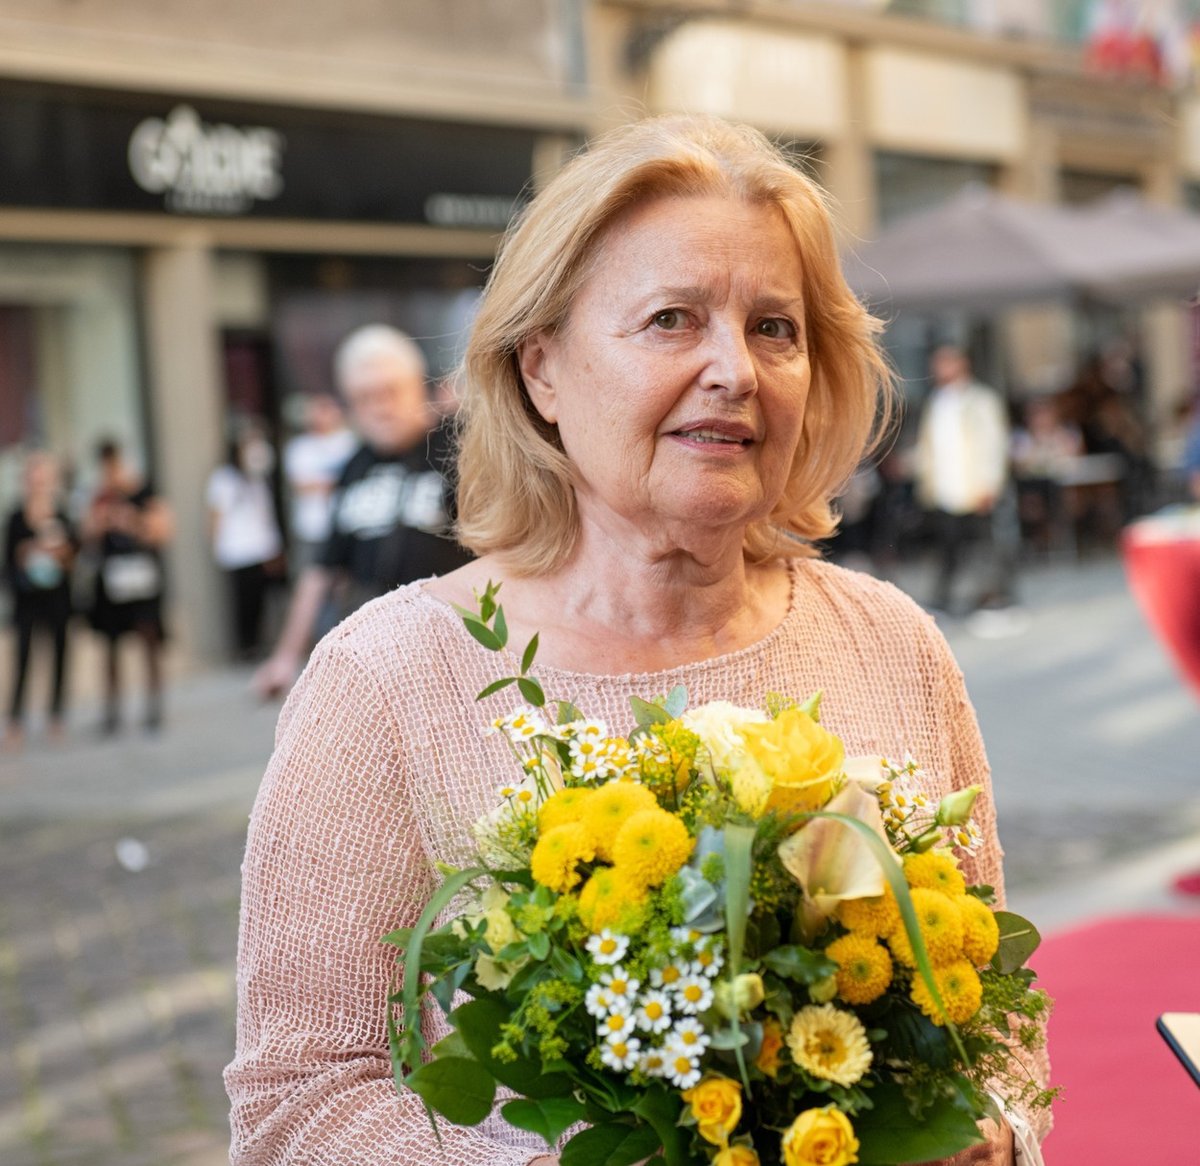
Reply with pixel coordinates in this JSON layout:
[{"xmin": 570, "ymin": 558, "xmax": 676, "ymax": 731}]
[
  {"xmin": 630, "ymin": 695, "xmax": 671, "ymax": 727},
  {"xmin": 381, "ymin": 926, "xmax": 413, "ymax": 949},
  {"xmin": 517, "ymin": 676, "xmax": 546, "ymax": 706},
  {"xmin": 662, "ymin": 685, "xmax": 688, "ymax": 719},
  {"xmin": 630, "ymin": 1084, "xmax": 689, "ymax": 1166},
  {"xmin": 430, "ymin": 1029, "xmax": 472, "ymax": 1059},
  {"xmin": 476, "ymin": 676, "xmax": 516, "ymax": 700},
  {"xmin": 463, "ymin": 617, "xmax": 504, "ymax": 652},
  {"xmin": 854, "ymin": 1082, "xmax": 984, "ymax": 1164},
  {"xmin": 560, "ymin": 1122, "xmax": 662, "ymax": 1166},
  {"xmin": 521, "ymin": 632, "xmax": 540, "ymax": 674},
  {"xmin": 394, "ymin": 866, "xmax": 489, "ymax": 1082},
  {"xmin": 990, "ymin": 911, "xmax": 1041, "ymax": 974},
  {"xmin": 452, "ymin": 997, "xmax": 571, "ymax": 1099},
  {"xmin": 722, "ymin": 821, "xmax": 758, "ymax": 1091},
  {"xmin": 405, "ymin": 1057, "xmax": 496, "ymax": 1125},
  {"xmin": 761, "ymin": 945, "xmax": 837, "ymax": 985},
  {"xmin": 493, "ymin": 604, "xmax": 509, "ymax": 648},
  {"xmin": 502, "ymin": 1097, "xmax": 587, "ymax": 1147},
  {"xmin": 527, "ymin": 930, "xmax": 551, "ymax": 960}
]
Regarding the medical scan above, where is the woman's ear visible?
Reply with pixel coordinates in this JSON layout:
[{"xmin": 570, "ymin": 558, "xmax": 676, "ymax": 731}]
[{"xmin": 517, "ymin": 331, "xmax": 558, "ymax": 424}]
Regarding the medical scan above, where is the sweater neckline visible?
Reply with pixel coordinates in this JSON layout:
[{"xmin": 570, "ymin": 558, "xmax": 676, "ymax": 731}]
[{"xmin": 414, "ymin": 558, "xmax": 807, "ymax": 687}]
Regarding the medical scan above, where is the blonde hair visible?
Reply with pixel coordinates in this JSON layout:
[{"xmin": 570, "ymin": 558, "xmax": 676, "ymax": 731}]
[{"xmin": 455, "ymin": 114, "xmax": 896, "ymax": 575}]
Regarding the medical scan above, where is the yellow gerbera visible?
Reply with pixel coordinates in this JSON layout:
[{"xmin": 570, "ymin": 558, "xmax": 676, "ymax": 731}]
[
  {"xmin": 957, "ymin": 894, "xmax": 1001, "ymax": 967},
  {"xmin": 577, "ymin": 866, "xmax": 646, "ymax": 932},
  {"xmin": 537, "ymin": 787, "xmax": 594, "ymax": 833},
  {"xmin": 886, "ymin": 888, "xmax": 964, "ymax": 966},
  {"xmin": 910, "ymin": 958, "xmax": 984, "ymax": 1026},
  {"xmin": 581, "ymin": 780, "xmax": 659, "ymax": 862},
  {"xmin": 903, "ymin": 851, "xmax": 966, "ymax": 898},
  {"xmin": 612, "ymin": 808, "xmax": 693, "ymax": 887},
  {"xmin": 825, "ymin": 932, "xmax": 893, "ymax": 1005},
  {"xmin": 529, "ymin": 822, "xmax": 594, "ymax": 893},
  {"xmin": 786, "ymin": 1004, "xmax": 873, "ymax": 1087},
  {"xmin": 835, "ymin": 885, "xmax": 900, "ymax": 938}
]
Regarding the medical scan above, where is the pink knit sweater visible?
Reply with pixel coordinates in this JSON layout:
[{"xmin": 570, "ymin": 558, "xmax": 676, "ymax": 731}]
[{"xmin": 226, "ymin": 557, "xmax": 1050, "ymax": 1164}]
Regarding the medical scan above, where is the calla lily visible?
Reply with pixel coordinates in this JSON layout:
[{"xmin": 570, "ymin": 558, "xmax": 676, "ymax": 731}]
[
  {"xmin": 842, "ymin": 754, "xmax": 887, "ymax": 793},
  {"xmin": 777, "ymin": 782, "xmax": 899, "ymax": 938}
]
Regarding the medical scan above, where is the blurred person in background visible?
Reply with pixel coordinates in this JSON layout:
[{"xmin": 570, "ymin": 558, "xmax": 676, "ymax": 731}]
[
  {"xmin": 1181, "ymin": 391, "xmax": 1200, "ymax": 502},
  {"xmin": 1011, "ymin": 396, "xmax": 1084, "ymax": 555},
  {"xmin": 3, "ymin": 450, "xmax": 78, "ymax": 749},
  {"xmin": 912, "ymin": 345, "xmax": 1013, "ymax": 616},
  {"xmin": 252, "ymin": 325, "xmax": 471, "ymax": 699},
  {"xmin": 83, "ymin": 437, "xmax": 174, "ymax": 734},
  {"xmin": 282, "ymin": 390, "xmax": 356, "ymax": 571},
  {"xmin": 206, "ymin": 420, "xmax": 287, "ymax": 662}
]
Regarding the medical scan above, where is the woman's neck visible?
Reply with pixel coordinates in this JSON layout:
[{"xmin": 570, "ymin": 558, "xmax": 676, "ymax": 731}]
[{"xmin": 445, "ymin": 525, "xmax": 793, "ymax": 675}]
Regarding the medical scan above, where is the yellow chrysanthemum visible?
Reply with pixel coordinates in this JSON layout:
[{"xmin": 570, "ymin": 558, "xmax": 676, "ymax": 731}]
[
  {"xmin": 529, "ymin": 822, "xmax": 594, "ymax": 893},
  {"xmin": 537, "ymin": 787, "xmax": 594, "ymax": 833},
  {"xmin": 786, "ymin": 1004, "xmax": 873, "ymax": 1087},
  {"xmin": 911, "ymin": 958, "xmax": 984, "ymax": 1026},
  {"xmin": 886, "ymin": 888, "xmax": 964, "ymax": 967},
  {"xmin": 825, "ymin": 933, "xmax": 893, "ymax": 1005},
  {"xmin": 612, "ymin": 808, "xmax": 693, "ymax": 887},
  {"xmin": 903, "ymin": 851, "xmax": 967, "ymax": 898},
  {"xmin": 580, "ymin": 780, "xmax": 659, "ymax": 862},
  {"xmin": 957, "ymin": 894, "xmax": 1001, "ymax": 967},
  {"xmin": 835, "ymin": 886, "xmax": 900, "ymax": 938},
  {"xmin": 577, "ymin": 866, "xmax": 646, "ymax": 932}
]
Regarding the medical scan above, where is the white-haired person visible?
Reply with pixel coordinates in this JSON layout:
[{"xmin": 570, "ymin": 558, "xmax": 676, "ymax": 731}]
[
  {"xmin": 228, "ymin": 116, "xmax": 1049, "ymax": 1164},
  {"xmin": 252, "ymin": 324, "xmax": 471, "ymax": 699}
]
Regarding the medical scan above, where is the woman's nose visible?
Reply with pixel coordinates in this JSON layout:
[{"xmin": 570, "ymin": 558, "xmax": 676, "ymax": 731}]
[{"xmin": 698, "ymin": 323, "xmax": 758, "ymax": 397}]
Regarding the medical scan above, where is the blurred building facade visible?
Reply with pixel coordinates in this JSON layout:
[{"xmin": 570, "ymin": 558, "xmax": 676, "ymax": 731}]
[{"xmin": 2, "ymin": 0, "xmax": 1199, "ymax": 660}]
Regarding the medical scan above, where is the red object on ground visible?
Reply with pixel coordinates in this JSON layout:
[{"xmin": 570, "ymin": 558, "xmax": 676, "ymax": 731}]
[
  {"xmin": 1121, "ymin": 527, "xmax": 1200, "ymax": 697},
  {"xmin": 1035, "ymin": 915, "xmax": 1200, "ymax": 1163}
]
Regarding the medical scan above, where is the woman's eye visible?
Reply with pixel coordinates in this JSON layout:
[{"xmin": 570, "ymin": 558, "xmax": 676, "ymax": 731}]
[
  {"xmin": 651, "ymin": 309, "xmax": 686, "ymax": 331},
  {"xmin": 755, "ymin": 317, "xmax": 796, "ymax": 339}
]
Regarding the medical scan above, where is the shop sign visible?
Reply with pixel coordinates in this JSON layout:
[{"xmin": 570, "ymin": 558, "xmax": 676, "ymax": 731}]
[
  {"xmin": 0, "ymin": 82, "xmax": 540, "ymax": 226},
  {"xmin": 128, "ymin": 105, "xmax": 285, "ymax": 215}
]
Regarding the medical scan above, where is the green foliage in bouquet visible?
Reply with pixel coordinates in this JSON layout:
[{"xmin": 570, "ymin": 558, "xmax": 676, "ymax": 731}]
[{"xmin": 384, "ymin": 584, "xmax": 1056, "ymax": 1166}]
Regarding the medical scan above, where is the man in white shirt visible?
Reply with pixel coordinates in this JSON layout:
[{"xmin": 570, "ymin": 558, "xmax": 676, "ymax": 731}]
[{"xmin": 912, "ymin": 345, "xmax": 1013, "ymax": 615}]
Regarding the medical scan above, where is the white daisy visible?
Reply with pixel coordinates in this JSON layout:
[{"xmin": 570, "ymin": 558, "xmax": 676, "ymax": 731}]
[
  {"xmin": 600, "ymin": 966, "xmax": 640, "ymax": 1004},
  {"xmin": 693, "ymin": 943, "xmax": 725, "ymax": 979},
  {"xmin": 634, "ymin": 990, "xmax": 673, "ymax": 1034},
  {"xmin": 664, "ymin": 1048, "xmax": 702, "ymax": 1089},
  {"xmin": 639, "ymin": 1048, "xmax": 669, "ymax": 1078},
  {"xmin": 584, "ymin": 983, "xmax": 616, "ymax": 1019},
  {"xmin": 598, "ymin": 1010, "xmax": 636, "ymax": 1041},
  {"xmin": 650, "ymin": 960, "xmax": 688, "ymax": 990},
  {"xmin": 667, "ymin": 1017, "xmax": 711, "ymax": 1055},
  {"xmin": 586, "ymin": 930, "xmax": 629, "ymax": 966},
  {"xmin": 600, "ymin": 1034, "xmax": 641, "ymax": 1072},
  {"xmin": 674, "ymin": 974, "xmax": 714, "ymax": 1015}
]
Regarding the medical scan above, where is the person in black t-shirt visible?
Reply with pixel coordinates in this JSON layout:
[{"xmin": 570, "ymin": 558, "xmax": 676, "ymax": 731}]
[{"xmin": 253, "ymin": 325, "xmax": 471, "ymax": 699}]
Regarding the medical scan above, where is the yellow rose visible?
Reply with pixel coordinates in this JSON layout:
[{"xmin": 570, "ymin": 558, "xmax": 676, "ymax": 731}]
[
  {"xmin": 714, "ymin": 1146, "xmax": 761, "ymax": 1166},
  {"xmin": 781, "ymin": 1106, "xmax": 859, "ymax": 1166},
  {"xmin": 734, "ymin": 709, "xmax": 844, "ymax": 818},
  {"xmin": 755, "ymin": 1018, "xmax": 784, "ymax": 1078},
  {"xmin": 681, "ymin": 1074, "xmax": 743, "ymax": 1145}
]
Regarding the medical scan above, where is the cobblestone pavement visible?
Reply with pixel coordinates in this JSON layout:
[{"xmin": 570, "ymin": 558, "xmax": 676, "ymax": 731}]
[{"xmin": 1, "ymin": 554, "xmax": 1199, "ymax": 1164}]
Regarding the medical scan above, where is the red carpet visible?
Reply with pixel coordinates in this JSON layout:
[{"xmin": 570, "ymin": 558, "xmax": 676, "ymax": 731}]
[{"xmin": 1034, "ymin": 914, "xmax": 1200, "ymax": 1163}]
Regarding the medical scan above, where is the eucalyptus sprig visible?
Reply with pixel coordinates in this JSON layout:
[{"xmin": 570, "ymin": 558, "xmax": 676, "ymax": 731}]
[{"xmin": 453, "ymin": 581, "xmax": 545, "ymax": 707}]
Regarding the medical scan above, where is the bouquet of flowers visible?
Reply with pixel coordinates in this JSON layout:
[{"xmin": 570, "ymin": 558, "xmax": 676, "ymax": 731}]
[{"xmin": 387, "ymin": 585, "xmax": 1055, "ymax": 1166}]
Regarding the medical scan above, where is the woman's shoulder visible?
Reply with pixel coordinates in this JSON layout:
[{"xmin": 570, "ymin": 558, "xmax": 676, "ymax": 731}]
[
  {"xmin": 318, "ymin": 579, "xmax": 457, "ymax": 673},
  {"xmin": 789, "ymin": 556, "xmax": 942, "ymax": 642}
]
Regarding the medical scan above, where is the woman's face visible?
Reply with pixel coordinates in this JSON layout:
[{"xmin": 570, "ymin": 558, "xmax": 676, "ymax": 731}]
[{"xmin": 520, "ymin": 194, "xmax": 812, "ymax": 544}]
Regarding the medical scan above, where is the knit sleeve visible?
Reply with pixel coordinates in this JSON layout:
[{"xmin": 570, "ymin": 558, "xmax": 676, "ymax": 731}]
[{"xmin": 225, "ymin": 639, "xmax": 538, "ymax": 1166}]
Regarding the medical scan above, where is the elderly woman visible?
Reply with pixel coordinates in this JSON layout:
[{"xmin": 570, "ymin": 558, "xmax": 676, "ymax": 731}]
[{"xmin": 226, "ymin": 116, "xmax": 1048, "ymax": 1165}]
